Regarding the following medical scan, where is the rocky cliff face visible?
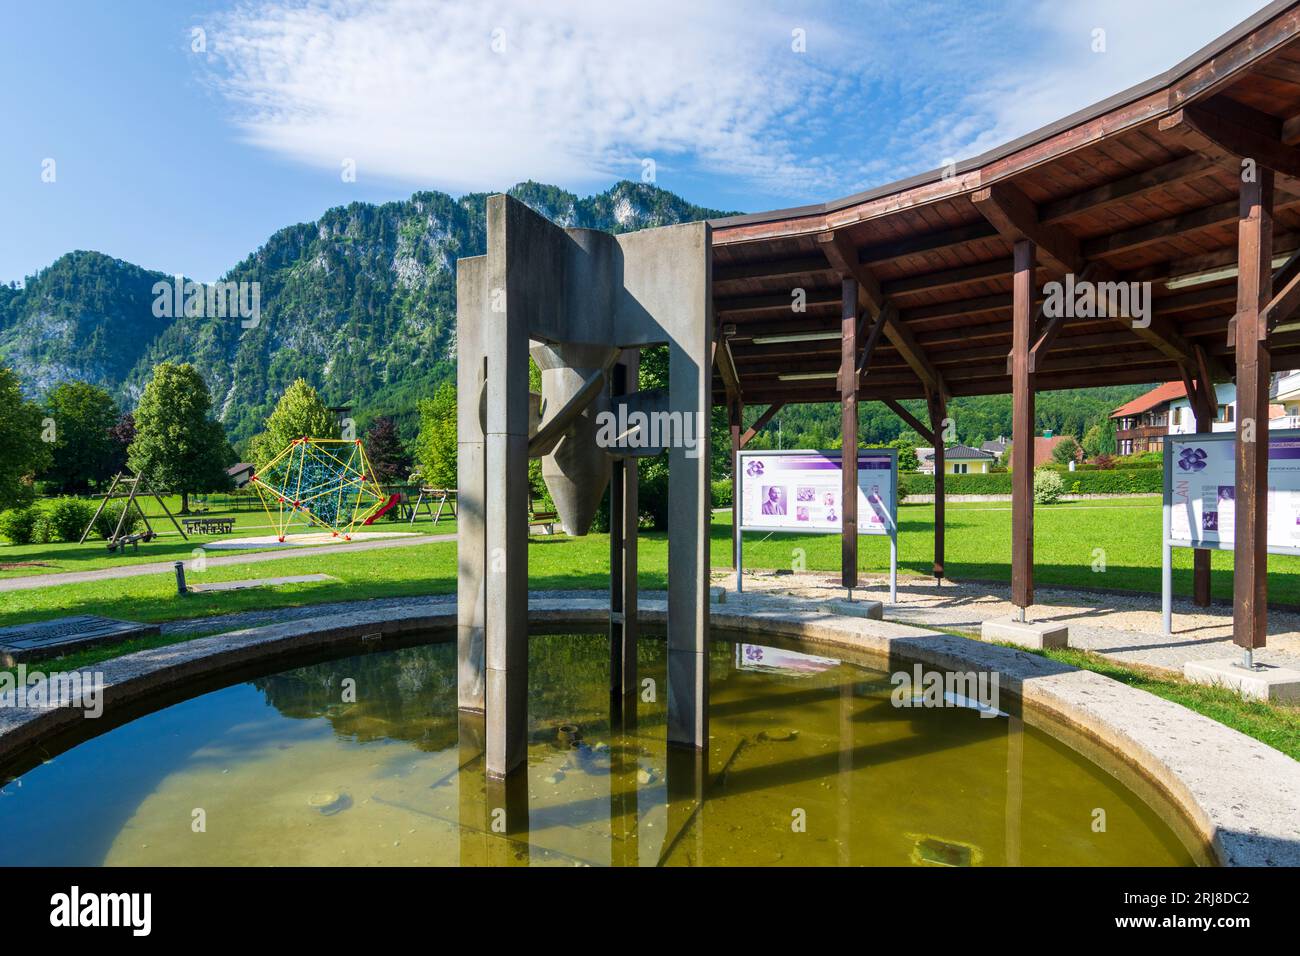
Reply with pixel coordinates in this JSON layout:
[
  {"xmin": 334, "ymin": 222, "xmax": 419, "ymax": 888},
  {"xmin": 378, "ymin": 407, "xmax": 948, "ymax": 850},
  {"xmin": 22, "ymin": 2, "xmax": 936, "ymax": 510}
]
[{"xmin": 0, "ymin": 181, "xmax": 734, "ymax": 446}]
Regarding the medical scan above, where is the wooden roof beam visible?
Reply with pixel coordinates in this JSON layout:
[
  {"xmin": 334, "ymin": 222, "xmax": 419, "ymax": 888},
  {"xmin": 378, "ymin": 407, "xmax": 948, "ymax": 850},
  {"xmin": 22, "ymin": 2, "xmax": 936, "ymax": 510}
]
[
  {"xmin": 1039, "ymin": 153, "xmax": 1216, "ymax": 224},
  {"xmin": 818, "ymin": 230, "xmax": 948, "ymax": 400},
  {"xmin": 971, "ymin": 181, "xmax": 1084, "ymax": 274},
  {"xmin": 1158, "ymin": 101, "xmax": 1300, "ymax": 195}
]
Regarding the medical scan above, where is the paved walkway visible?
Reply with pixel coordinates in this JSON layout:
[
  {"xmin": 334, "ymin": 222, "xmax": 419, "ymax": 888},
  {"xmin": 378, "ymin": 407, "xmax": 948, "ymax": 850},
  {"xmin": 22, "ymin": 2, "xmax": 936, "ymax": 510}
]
[
  {"xmin": 0, "ymin": 533, "xmax": 453, "ymax": 593},
  {"xmin": 154, "ymin": 573, "xmax": 1300, "ymax": 678}
]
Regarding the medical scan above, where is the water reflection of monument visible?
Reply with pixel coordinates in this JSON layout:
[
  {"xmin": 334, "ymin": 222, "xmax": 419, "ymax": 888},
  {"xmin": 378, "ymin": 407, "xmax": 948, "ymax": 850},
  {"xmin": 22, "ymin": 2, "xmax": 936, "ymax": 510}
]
[{"xmin": 455, "ymin": 194, "xmax": 713, "ymax": 779}]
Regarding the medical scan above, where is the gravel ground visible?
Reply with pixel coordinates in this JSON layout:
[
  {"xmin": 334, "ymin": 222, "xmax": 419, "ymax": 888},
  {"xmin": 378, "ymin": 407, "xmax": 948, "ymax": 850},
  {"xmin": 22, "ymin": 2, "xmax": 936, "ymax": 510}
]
[{"xmin": 711, "ymin": 567, "xmax": 1300, "ymax": 674}]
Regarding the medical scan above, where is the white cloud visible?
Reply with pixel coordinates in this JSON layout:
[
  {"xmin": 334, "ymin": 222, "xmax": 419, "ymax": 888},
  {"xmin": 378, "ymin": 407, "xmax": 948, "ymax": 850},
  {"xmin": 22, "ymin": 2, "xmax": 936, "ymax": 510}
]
[
  {"xmin": 202, "ymin": 0, "xmax": 1276, "ymax": 204},
  {"xmin": 205, "ymin": 0, "xmax": 858, "ymax": 196}
]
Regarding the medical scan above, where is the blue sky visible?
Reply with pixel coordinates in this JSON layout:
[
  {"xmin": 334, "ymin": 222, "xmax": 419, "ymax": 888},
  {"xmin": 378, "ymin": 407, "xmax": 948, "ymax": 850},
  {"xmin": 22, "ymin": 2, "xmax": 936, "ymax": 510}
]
[{"xmin": 0, "ymin": 0, "xmax": 1273, "ymax": 284}]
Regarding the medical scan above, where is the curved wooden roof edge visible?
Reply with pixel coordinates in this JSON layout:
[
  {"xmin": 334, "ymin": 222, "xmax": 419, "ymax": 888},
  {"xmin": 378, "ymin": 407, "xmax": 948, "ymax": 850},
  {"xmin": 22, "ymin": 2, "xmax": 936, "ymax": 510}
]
[{"xmin": 709, "ymin": 0, "xmax": 1300, "ymax": 245}]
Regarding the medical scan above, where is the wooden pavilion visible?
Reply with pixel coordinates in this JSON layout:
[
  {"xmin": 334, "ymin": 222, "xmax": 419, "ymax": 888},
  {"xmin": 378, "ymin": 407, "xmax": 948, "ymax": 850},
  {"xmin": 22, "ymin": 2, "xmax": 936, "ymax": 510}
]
[{"xmin": 709, "ymin": 0, "xmax": 1300, "ymax": 653}]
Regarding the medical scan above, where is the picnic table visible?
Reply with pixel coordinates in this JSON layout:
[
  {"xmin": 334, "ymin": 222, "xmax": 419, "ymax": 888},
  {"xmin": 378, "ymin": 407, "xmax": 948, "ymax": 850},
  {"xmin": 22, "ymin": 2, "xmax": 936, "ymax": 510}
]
[{"xmin": 182, "ymin": 517, "xmax": 235, "ymax": 535}]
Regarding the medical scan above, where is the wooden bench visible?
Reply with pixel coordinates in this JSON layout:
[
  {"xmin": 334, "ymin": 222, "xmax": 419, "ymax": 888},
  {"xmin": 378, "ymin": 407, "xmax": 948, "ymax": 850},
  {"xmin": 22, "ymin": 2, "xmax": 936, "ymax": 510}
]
[
  {"xmin": 528, "ymin": 496, "xmax": 559, "ymax": 535},
  {"xmin": 182, "ymin": 518, "xmax": 235, "ymax": 535}
]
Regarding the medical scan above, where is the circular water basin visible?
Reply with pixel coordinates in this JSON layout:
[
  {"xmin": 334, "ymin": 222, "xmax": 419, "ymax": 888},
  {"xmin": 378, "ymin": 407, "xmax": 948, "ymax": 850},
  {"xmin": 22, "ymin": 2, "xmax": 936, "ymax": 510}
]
[{"xmin": 0, "ymin": 629, "xmax": 1209, "ymax": 866}]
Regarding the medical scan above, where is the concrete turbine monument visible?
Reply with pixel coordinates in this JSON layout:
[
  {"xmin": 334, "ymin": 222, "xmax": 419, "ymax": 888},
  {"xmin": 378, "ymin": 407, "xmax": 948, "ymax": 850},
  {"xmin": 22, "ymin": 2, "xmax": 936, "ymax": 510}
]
[{"xmin": 457, "ymin": 194, "xmax": 713, "ymax": 778}]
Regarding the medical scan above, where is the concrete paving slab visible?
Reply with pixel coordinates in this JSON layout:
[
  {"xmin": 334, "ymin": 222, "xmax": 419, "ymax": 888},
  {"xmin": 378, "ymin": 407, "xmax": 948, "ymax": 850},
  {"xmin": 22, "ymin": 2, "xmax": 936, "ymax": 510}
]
[
  {"xmin": 187, "ymin": 573, "xmax": 338, "ymax": 593},
  {"xmin": 0, "ymin": 615, "xmax": 160, "ymax": 666}
]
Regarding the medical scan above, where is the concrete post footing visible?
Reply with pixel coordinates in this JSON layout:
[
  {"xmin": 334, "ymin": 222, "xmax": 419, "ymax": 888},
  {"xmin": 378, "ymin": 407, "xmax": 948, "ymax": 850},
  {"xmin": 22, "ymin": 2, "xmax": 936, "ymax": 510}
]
[{"xmin": 981, "ymin": 617, "xmax": 1069, "ymax": 650}]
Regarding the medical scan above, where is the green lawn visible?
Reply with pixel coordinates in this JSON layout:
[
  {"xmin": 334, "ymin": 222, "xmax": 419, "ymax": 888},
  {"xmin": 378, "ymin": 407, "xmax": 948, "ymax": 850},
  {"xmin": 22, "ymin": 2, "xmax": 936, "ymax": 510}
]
[
  {"xmin": 4, "ymin": 497, "xmax": 1297, "ymax": 629},
  {"xmin": 1022, "ymin": 644, "xmax": 1300, "ymax": 761},
  {"xmin": 0, "ymin": 496, "xmax": 455, "ymax": 579}
]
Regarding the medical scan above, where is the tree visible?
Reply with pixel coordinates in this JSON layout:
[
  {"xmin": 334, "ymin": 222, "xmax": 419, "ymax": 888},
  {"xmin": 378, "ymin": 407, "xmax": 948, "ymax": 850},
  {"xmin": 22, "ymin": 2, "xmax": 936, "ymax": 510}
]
[
  {"xmin": 364, "ymin": 415, "xmax": 410, "ymax": 483},
  {"xmin": 888, "ymin": 437, "xmax": 920, "ymax": 473},
  {"xmin": 1081, "ymin": 423, "xmax": 1103, "ymax": 458},
  {"xmin": 107, "ymin": 412, "xmax": 135, "ymax": 474},
  {"xmin": 128, "ymin": 363, "xmax": 232, "ymax": 512},
  {"xmin": 1052, "ymin": 435, "xmax": 1081, "ymax": 465},
  {"xmin": 247, "ymin": 378, "xmax": 339, "ymax": 469},
  {"xmin": 0, "ymin": 364, "xmax": 50, "ymax": 510},
  {"xmin": 415, "ymin": 382, "xmax": 457, "ymax": 488},
  {"xmin": 1099, "ymin": 417, "xmax": 1118, "ymax": 456},
  {"xmin": 42, "ymin": 381, "xmax": 120, "ymax": 493}
]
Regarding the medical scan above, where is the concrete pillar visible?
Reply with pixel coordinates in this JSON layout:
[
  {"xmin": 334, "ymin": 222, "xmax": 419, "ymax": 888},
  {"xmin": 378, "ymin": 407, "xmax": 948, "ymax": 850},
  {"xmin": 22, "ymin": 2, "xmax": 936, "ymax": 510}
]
[
  {"xmin": 481, "ymin": 198, "xmax": 532, "ymax": 777},
  {"xmin": 456, "ymin": 257, "xmax": 488, "ymax": 713},
  {"xmin": 666, "ymin": 331, "xmax": 711, "ymax": 749},
  {"xmin": 1233, "ymin": 169, "xmax": 1275, "ymax": 651}
]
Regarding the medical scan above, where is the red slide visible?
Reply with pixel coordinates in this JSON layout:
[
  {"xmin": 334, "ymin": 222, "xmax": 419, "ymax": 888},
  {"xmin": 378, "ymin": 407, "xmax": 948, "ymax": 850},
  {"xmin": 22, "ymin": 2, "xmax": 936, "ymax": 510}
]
[{"xmin": 362, "ymin": 493, "xmax": 401, "ymax": 525}]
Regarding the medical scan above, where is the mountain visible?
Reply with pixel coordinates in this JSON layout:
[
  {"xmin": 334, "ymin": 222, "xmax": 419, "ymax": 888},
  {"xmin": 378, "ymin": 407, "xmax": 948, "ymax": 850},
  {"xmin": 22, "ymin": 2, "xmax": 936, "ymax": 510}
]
[
  {"xmin": 0, "ymin": 181, "xmax": 735, "ymax": 450},
  {"xmin": 0, "ymin": 251, "xmax": 177, "ymax": 396}
]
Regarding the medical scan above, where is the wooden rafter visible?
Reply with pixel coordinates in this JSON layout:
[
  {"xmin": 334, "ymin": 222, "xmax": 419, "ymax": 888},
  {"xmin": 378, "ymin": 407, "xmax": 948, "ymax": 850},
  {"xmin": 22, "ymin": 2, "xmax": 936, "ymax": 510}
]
[
  {"xmin": 818, "ymin": 230, "xmax": 948, "ymax": 400},
  {"xmin": 971, "ymin": 181, "xmax": 1084, "ymax": 274}
]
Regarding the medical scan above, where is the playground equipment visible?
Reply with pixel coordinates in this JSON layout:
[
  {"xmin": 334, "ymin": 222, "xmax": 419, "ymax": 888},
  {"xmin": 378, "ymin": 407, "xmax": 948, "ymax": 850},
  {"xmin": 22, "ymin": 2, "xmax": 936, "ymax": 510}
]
[
  {"xmin": 249, "ymin": 438, "xmax": 399, "ymax": 542},
  {"xmin": 79, "ymin": 469, "xmax": 188, "ymax": 551},
  {"xmin": 403, "ymin": 486, "xmax": 456, "ymax": 525}
]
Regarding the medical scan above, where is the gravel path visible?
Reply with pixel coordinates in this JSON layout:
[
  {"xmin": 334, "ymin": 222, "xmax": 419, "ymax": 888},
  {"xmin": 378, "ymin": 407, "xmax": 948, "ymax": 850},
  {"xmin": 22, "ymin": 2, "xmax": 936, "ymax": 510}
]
[{"xmin": 713, "ymin": 569, "xmax": 1300, "ymax": 674}]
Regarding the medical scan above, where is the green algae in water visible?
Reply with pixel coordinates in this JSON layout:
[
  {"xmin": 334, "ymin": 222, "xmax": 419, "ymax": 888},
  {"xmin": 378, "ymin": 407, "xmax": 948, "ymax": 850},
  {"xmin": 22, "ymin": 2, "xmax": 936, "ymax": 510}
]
[{"xmin": 0, "ymin": 632, "xmax": 1205, "ymax": 866}]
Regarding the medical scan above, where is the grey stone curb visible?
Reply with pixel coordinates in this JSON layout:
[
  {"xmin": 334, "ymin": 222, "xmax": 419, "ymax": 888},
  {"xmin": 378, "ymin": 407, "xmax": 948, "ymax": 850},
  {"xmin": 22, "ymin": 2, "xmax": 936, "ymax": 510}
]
[{"xmin": 2, "ymin": 596, "xmax": 1297, "ymax": 867}]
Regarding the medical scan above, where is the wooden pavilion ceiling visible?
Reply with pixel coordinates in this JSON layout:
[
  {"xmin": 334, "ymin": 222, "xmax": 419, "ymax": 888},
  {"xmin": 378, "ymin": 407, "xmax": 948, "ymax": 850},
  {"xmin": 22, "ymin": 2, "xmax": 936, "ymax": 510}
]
[{"xmin": 708, "ymin": 0, "xmax": 1300, "ymax": 407}]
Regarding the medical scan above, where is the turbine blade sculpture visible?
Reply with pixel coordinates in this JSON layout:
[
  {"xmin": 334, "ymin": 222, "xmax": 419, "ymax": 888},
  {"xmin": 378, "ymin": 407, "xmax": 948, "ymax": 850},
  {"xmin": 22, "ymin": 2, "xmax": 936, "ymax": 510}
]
[{"xmin": 250, "ymin": 438, "xmax": 388, "ymax": 542}]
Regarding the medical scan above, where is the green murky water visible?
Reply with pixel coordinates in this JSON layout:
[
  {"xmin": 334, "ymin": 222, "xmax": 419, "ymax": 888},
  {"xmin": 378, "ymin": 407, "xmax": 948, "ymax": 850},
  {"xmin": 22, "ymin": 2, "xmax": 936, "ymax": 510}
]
[{"xmin": 0, "ymin": 631, "xmax": 1204, "ymax": 866}]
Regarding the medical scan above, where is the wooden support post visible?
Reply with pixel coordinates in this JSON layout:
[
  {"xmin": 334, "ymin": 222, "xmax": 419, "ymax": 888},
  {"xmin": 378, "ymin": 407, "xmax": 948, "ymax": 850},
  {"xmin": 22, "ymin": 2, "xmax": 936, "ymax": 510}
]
[
  {"xmin": 729, "ymin": 395, "xmax": 742, "ymax": 569},
  {"xmin": 1011, "ymin": 240, "xmax": 1037, "ymax": 614},
  {"xmin": 927, "ymin": 387, "xmax": 947, "ymax": 581},
  {"xmin": 1234, "ymin": 169, "xmax": 1275, "ymax": 652},
  {"xmin": 841, "ymin": 277, "xmax": 859, "ymax": 590}
]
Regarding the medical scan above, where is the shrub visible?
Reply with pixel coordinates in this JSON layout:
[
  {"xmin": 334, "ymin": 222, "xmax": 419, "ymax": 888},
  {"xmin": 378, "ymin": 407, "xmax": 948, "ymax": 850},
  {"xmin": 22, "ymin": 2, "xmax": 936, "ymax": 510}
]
[
  {"xmin": 1092, "ymin": 454, "xmax": 1115, "ymax": 470},
  {"xmin": 92, "ymin": 500, "xmax": 142, "ymax": 540},
  {"xmin": 711, "ymin": 477, "xmax": 733, "ymax": 508},
  {"xmin": 47, "ymin": 498, "xmax": 95, "ymax": 542},
  {"xmin": 0, "ymin": 506, "xmax": 39, "ymax": 545},
  {"xmin": 29, "ymin": 510, "xmax": 55, "ymax": 544},
  {"xmin": 1034, "ymin": 468, "xmax": 1064, "ymax": 504},
  {"xmin": 899, "ymin": 469, "xmax": 1161, "ymax": 496}
]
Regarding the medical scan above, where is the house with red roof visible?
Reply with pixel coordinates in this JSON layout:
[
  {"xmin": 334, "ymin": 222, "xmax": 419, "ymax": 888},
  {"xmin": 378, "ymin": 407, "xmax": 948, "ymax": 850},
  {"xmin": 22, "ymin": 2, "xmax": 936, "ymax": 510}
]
[{"xmin": 1109, "ymin": 382, "xmax": 1186, "ymax": 455}]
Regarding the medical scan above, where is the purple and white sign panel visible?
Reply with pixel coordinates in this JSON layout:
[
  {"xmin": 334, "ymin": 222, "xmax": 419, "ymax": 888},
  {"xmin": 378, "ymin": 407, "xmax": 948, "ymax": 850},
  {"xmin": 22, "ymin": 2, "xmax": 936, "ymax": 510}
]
[
  {"xmin": 1166, "ymin": 432, "xmax": 1300, "ymax": 551},
  {"xmin": 738, "ymin": 450, "xmax": 896, "ymax": 535}
]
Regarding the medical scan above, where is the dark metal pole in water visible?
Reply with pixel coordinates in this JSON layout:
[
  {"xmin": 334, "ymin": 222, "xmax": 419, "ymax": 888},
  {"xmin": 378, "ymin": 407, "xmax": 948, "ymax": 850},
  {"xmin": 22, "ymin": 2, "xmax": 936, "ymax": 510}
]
[{"xmin": 609, "ymin": 352, "xmax": 640, "ymax": 729}]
